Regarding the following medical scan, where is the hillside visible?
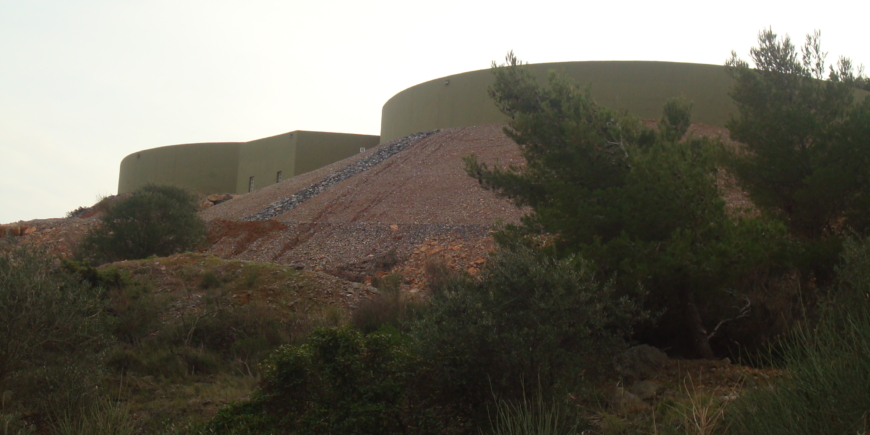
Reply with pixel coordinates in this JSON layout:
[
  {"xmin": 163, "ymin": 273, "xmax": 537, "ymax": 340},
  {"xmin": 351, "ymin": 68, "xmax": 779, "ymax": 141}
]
[
  {"xmin": 201, "ymin": 122, "xmax": 746, "ymax": 287},
  {"xmin": 7, "ymin": 122, "xmax": 746, "ymax": 289},
  {"xmin": 201, "ymin": 124, "xmax": 528, "ymax": 288},
  {"xmin": 0, "ymin": 122, "xmax": 787, "ymax": 435}
]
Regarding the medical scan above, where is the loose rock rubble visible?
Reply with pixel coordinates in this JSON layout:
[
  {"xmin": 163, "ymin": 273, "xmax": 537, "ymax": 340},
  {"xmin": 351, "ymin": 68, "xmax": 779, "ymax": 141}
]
[
  {"xmin": 204, "ymin": 125, "xmax": 529, "ymax": 286},
  {"xmin": 243, "ymin": 131, "xmax": 439, "ymax": 221},
  {"xmin": 204, "ymin": 123, "xmax": 750, "ymax": 294},
  {"xmin": 2, "ymin": 218, "xmax": 97, "ymax": 258}
]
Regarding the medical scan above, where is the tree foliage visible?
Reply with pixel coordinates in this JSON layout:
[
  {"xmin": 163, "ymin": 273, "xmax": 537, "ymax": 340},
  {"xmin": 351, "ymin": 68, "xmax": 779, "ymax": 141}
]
[
  {"xmin": 412, "ymin": 245, "xmax": 643, "ymax": 412},
  {"xmin": 725, "ymin": 29, "xmax": 870, "ymax": 239},
  {"xmin": 726, "ymin": 235, "xmax": 870, "ymax": 434},
  {"xmin": 78, "ymin": 184, "xmax": 207, "ymax": 264},
  {"xmin": 0, "ymin": 242, "xmax": 104, "ymax": 381},
  {"xmin": 203, "ymin": 327, "xmax": 448, "ymax": 435},
  {"xmin": 0, "ymin": 241, "xmax": 107, "ymax": 420},
  {"xmin": 465, "ymin": 52, "xmax": 785, "ymax": 358}
]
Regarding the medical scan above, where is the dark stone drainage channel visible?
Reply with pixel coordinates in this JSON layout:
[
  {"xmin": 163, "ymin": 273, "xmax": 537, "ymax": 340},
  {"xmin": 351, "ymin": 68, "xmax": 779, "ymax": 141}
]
[{"xmin": 243, "ymin": 130, "xmax": 438, "ymax": 221}]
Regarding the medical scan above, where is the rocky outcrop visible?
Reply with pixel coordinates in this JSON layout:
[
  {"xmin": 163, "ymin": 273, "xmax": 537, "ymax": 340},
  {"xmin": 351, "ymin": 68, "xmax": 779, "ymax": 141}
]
[{"xmin": 0, "ymin": 224, "xmax": 36, "ymax": 237}]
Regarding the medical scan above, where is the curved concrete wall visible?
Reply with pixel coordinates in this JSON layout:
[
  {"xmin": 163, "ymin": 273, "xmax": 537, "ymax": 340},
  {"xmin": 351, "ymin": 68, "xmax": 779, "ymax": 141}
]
[
  {"xmin": 380, "ymin": 61, "xmax": 737, "ymax": 143},
  {"xmin": 118, "ymin": 131, "xmax": 379, "ymax": 195},
  {"xmin": 119, "ymin": 142, "xmax": 243, "ymax": 195},
  {"xmin": 121, "ymin": 61, "xmax": 869, "ymax": 195}
]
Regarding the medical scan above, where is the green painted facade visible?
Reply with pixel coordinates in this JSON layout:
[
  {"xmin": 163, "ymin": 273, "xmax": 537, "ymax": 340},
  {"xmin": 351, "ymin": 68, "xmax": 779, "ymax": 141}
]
[
  {"xmin": 380, "ymin": 61, "xmax": 737, "ymax": 143},
  {"xmin": 380, "ymin": 60, "xmax": 870, "ymax": 143},
  {"xmin": 118, "ymin": 131, "xmax": 379, "ymax": 195},
  {"xmin": 293, "ymin": 131, "xmax": 382, "ymax": 176},
  {"xmin": 120, "ymin": 61, "xmax": 869, "ymax": 196},
  {"xmin": 118, "ymin": 142, "xmax": 243, "ymax": 195}
]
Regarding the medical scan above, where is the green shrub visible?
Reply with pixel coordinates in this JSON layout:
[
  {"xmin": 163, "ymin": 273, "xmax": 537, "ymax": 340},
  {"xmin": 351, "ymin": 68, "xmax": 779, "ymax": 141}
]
[
  {"xmin": 105, "ymin": 282, "xmax": 167, "ymax": 345},
  {"xmin": 0, "ymin": 242, "xmax": 111, "ymax": 424},
  {"xmin": 412, "ymin": 245, "xmax": 645, "ymax": 414},
  {"xmin": 239, "ymin": 268, "xmax": 260, "ymax": 289},
  {"xmin": 77, "ymin": 184, "xmax": 206, "ymax": 265},
  {"xmin": 176, "ymin": 347, "xmax": 222, "ymax": 376},
  {"xmin": 0, "ymin": 242, "xmax": 105, "ymax": 382},
  {"xmin": 175, "ymin": 302, "xmax": 291, "ymax": 371},
  {"xmin": 351, "ymin": 273, "xmax": 422, "ymax": 334},
  {"xmin": 725, "ymin": 29, "xmax": 870, "ymax": 240},
  {"xmin": 204, "ymin": 327, "xmax": 448, "ymax": 435},
  {"xmin": 423, "ymin": 257, "xmax": 454, "ymax": 294},
  {"xmin": 198, "ymin": 271, "xmax": 223, "ymax": 289},
  {"xmin": 472, "ymin": 53, "xmax": 792, "ymax": 358},
  {"xmin": 104, "ymin": 346, "xmax": 143, "ymax": 374},
  {"xmin": 61, "ymin": 259, "xmax": 126, "ymax": 290},
  {"xmin": 725, "ymin": 235, "xmax": 870, "ymax": 434},
  {"xmin": 6, "ymin": 354, "xmax": 105, "ymax": 425}
]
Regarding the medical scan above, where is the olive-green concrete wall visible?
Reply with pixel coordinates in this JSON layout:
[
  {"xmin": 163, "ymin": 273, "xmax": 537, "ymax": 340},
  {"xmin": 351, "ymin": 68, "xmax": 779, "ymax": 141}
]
[
  {"xmin": 380, "ymin": 61, "xmax": 737, "ymax": 143},
  {"xmin": 119, "ymin": 131, "xmax": 381, "ymax": 195},
  {"xmin": 293, "ymin": 131, "xmax": 380, "ymax": 175},
  {"xmin": 118, "ymin": 142, "xmax": 242, "ymax": 195},
  {"xmin": 235, "ymin": 132, "xmax": 297, "ymax": 193}
]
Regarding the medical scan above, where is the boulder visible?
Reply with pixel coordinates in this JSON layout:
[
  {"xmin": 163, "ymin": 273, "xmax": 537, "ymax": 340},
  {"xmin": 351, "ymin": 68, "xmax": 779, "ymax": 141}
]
[
  {"xmin": 207, "ymin": 193, "xmax": 234, "ymax": 205},
  {"xmin": 615, "ymin": 344, "xmax": 669, "ymax": 382},
  {"xmin": 608, "ymin": 386, "xmax": 651, "ymax": 412},
  {"xmin": 628, "ymin": 380, "xmax": 661, "ymax": 401}
]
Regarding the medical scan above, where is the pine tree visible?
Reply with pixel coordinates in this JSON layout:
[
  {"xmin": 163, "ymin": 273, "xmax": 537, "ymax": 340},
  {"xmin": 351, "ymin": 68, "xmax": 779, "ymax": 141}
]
[
  {"xmin": 466, "ymin": 52, "xmax": 783, "ymax": 358},
  {"xmin": 725, "ymin": 29, "xmax": 870, "ymax": 240}
]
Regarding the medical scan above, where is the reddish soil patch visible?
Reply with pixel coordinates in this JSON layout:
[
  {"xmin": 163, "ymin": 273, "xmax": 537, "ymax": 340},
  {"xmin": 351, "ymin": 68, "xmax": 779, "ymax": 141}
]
[{"xmin": 208, "ymin": 219, "xmax": 289, "ymax": 256}]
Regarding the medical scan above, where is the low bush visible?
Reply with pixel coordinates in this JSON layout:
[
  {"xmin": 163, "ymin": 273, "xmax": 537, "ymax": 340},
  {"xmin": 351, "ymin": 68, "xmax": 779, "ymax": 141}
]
[
  {"xmin": 179, "ymin": 302, "xmax": 291, "ymax": 371},
  {"xmin": 3, "ymin": 350, "xmax": 105, "ymax": 427},
  {"xmin": 198, "ymin": 271, "xmax": 223, "ymax": 289},
  {"xmin": 104, "ymin": 303, "xmax": 294, "ymax": 379},
  {"xmin": 77, "ymin": 184, "xmax": 206, "ymax": 265},
  {"xmin": 0, "ymin": 243, "xmax": 104, "ymax": 378},
  {"xmin": 412, "ymin": 245, "xmax": 646, "ymax": 417},
  {"xmin": 105, "ymin": 282, "xmax": 168, "ymax": 346},
  {"xmin": 351, "ymin": 273, "xmax": 423, "ymax": 333},
  {"xmin": 202, "ymin": 327, "xmax": 449, "ymax": 435},
  {"xmin": 725, "ymin": 235, "xmax": 870, "ymax": 434},
  {"xmin": 423, "ymin": 257, "xmax": 454, "ymax": 294}
]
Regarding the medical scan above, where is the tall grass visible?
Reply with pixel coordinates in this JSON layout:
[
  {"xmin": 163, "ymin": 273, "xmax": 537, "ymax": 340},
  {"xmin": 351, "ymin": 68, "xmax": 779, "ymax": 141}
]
[
  {"xmin": 486, "ymin": 386, "xmax": 582, "ymax": 435},
  {"xmin": 670, "ymin": 385, "xmax": 729, "ymax": 435},
  {"xmin": 725, "ymin": 235, "xmax": 870, "ymax": 434},
  {"xmin": 52, "ymin": 399, "xmax": 136, "ymax": 435}
]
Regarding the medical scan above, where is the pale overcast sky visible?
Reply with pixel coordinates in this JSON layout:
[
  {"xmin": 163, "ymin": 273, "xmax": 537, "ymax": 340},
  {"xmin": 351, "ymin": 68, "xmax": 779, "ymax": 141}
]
[{"xmin": 1, "ymin": 0, "xmax": 867, "ymax": 224}]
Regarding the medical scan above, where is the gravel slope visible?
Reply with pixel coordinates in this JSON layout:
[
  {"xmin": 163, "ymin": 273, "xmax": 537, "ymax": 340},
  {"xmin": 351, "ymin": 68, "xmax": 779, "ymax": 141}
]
[
  {"xmin": 12, "ymin": 122, "xmax": 744, "ymax": 289},
  {"xmin": 203, "ymin": 124, "xmax": 528, "ymax": 274}
]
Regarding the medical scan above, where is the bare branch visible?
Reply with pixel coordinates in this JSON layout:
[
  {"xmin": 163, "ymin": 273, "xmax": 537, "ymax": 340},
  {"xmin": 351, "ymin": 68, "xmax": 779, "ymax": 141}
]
[{"xmin": 707, "ymin": 293, "xmax": 752, "ymax": 340}]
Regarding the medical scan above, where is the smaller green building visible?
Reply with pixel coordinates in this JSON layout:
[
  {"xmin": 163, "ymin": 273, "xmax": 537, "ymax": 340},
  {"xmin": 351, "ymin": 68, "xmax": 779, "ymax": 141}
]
[{"xmin": 118, "ymin": 131, "xmax": 380, "ymax": 195}]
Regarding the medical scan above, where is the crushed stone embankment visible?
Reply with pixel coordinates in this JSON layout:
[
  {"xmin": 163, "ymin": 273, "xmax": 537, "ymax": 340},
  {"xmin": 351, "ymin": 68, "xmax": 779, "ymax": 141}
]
[{"xmin": 204, "ymin": 125, "xmax": 528, "ymax": 280}]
